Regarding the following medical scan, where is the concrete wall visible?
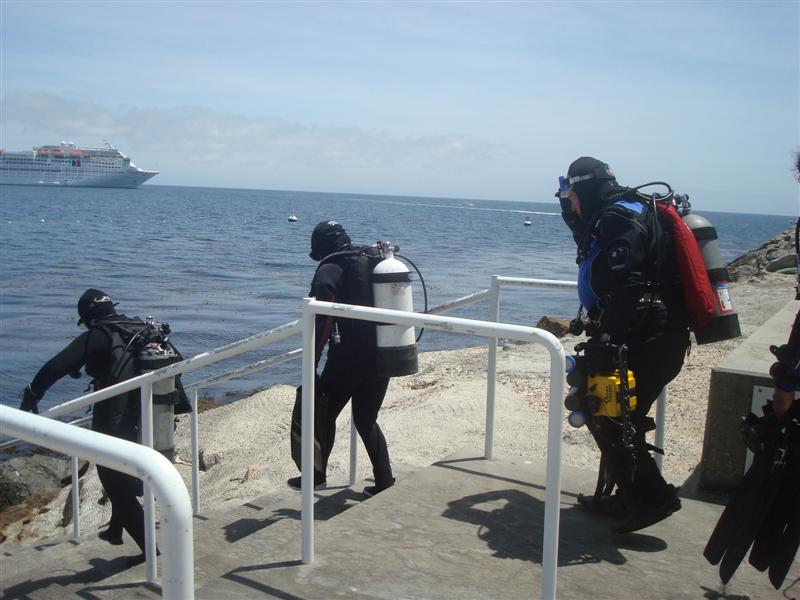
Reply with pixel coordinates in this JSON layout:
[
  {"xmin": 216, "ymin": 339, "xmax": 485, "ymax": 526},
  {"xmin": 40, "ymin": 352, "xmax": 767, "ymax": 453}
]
[{"xmin": 700, "ymin": 300, "xmax": 798, "ymax": 493}]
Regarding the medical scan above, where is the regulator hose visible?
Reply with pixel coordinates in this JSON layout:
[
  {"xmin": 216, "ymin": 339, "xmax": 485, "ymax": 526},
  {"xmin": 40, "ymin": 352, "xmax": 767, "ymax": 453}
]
[{"xmin": 397, "ymin": 253, "xmax": 428, "ymax": 342}]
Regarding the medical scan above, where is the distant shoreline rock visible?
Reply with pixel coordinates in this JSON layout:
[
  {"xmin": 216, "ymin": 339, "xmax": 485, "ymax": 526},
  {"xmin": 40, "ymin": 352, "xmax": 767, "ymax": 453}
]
[{"xmin": 727, "ymin": 227, "xmax": 796, "ymax": 281}]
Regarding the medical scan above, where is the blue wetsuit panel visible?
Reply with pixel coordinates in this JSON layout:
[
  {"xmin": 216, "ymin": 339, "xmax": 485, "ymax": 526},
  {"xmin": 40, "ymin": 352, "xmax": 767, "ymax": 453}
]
[
  {"xmin": 577, "ymin": 200, "xmax": 644, "ymax": 311},
  {"xmin": 615, "ymin": 200, "xmax": 643, "ymax": 214}
]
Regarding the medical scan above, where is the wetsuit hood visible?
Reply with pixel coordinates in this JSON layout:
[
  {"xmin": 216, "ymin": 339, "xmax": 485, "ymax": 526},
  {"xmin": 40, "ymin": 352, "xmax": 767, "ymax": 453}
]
[
  {"xmin": 77, "ymin": 288, "xmax": 118, "ymax": 326},
  {"xmin": 567, "ymin": 156, "xmax": 622, "ymax": 224},
  {"xmin": 310, "ymin": 221, "xmax": 352, "ymax": 261}
]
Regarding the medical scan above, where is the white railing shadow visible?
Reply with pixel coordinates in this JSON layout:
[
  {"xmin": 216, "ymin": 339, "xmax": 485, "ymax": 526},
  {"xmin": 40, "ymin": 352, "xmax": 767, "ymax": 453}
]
[
  {"xmin": 0, "ymin": 406, "xmax": 194, "ymax": 600},
  {"xmin": 300, "ymin": 298, "xmax": 566, "ymax": 600}
]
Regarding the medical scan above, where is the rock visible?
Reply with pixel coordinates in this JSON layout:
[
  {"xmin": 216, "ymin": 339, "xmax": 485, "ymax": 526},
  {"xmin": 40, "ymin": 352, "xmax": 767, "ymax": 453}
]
[
  {"xmin": 728, "ymin": 227, "xmax": 795, "ymax": 280},
  {"xmin": 777, "ymin": 267, "xmax": 798, "ymax": 275},
  {"xmin": 535, "ymin": 316, "xmax": 570, "ymax": 338},
  {"xmin": 0, "ymin": 455, "xmax": 70, "ymax": 511},
  {"xmin": 242, "ymin": 464, "xmax": 262, "ymax": 482},
  {"xmin": 199, "ymin": 449, "xmax": 224, "ymax": 472},
  {"xmin": 766, "ymin": 254, "xmax": 796, "ymax": 272}
]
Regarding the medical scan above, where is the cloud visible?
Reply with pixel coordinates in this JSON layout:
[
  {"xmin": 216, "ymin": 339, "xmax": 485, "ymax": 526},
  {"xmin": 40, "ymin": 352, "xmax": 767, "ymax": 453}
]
[{"xmin": 2, "ymin": 91, "xmax": 507, "ymax": 174}]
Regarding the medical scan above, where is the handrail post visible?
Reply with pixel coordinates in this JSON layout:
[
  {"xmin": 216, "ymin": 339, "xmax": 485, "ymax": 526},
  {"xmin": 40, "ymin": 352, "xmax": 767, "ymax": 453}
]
[
  {"xmin": 191, "ymin": 387, "xmax": 200, "ymax": 514},
  {"xmin": 484, "ymin": 275, "xmax": 501, "ymax": 459},
  {"xmin": 349, "ymin": 407, "xmax": 357, "ymax": 486},
  {"xmin": 301, "ymin": 298, "xmax": 315, "ymax": 564},
  {"xmin": 654, "ymin": 387, "xmax": 667, "ymax": 472},
  {"xmin": 1, "ymin": 407, "xmax": 194, "ymax": 599},
  {"xmin": 541, "ymin": 342, "xmax": 566, "ymax": 600},
  {"xmin": 140, "ymin": 381, "xmax": 158, "ymax": 582},
  {"xmin": 71, "ymin": 456, "xmax": 80, "ymax": 538}
]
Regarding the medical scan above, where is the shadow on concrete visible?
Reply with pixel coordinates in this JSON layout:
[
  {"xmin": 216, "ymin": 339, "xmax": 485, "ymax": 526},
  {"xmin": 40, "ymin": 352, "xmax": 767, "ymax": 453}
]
[
  {"xmin": 699, "ymin": 584, "xmax": 759, "ymax": 600},
  {"xmin": 0, "ymin": 556, "xmax": 143, "ymax": 600},
  {"xmin": 443, "ymin": 488, "xmax": 668, "ymax": 568},
  {"xmin": 76, "ymin": 580, "xmax": 162, "ymax": 599},
  {"xmin": 434, "ymin": 456, "xmax": 581, "ymax": 499},
  {"xmin": 222, "ymin": 487, "xmax": 363, "ymax": 543},
  {"xmin": 218, "ymin": 560, "xmax": 306, "ymax": 600},
  {"xmin": 680, "ymin": 463, "xmax": 729, "ymax": 505}
]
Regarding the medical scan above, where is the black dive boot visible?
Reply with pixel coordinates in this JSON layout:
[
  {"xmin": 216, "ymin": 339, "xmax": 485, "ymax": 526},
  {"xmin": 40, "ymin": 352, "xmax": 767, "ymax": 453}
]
[{"xmin": 612, "ymin": 484, "xmax": 681, "ymax": 534}]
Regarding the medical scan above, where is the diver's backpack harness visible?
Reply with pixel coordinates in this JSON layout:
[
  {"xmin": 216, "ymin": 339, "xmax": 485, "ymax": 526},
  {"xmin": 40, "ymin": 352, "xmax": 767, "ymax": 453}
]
[
  {"xmin": 316, "ymin": 242, "xmax": 426, "ymax": 377},
  {"xmin": 577, "ymin": 183, "xmax": 739, "ymax": 344},
  {"xmin": 632, "ymin": 184, "xmax": 739, "ymax": 342},
  {"xmin": 98, "ymin": 317, "xmax": 187, "ymax": 408}
]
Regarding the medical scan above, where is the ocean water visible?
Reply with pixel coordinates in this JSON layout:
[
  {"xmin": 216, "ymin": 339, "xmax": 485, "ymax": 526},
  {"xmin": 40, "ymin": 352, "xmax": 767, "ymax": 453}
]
[{"xmin": 0, "ymin": 184, "xmax": 792, "ymax": 414}]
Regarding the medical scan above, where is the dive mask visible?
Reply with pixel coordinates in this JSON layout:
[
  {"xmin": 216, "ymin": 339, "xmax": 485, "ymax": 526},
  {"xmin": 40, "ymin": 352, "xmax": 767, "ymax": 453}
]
[
  {"xmin": 556, "ymin": 173, "xmax": 601, "ymax": 198},
  {"xmin": 556, "ymin": 176, "xmax": 570, "ymax": 199}
]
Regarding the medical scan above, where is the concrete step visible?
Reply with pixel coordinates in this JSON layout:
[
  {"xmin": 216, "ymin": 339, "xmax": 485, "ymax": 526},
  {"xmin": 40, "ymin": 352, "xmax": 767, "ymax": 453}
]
[
  {"xmin": 0, "ymin": 532, "xmax": 143, "ymax": 599},
  {"xmin": 194, "ymin": 449, "xmax": 799, "ymax": 600},
  {"xmin": 23, "ymin": 582, "xmax": 78, "ymax": 600},
  {"xmin": 68, "ymin": 478, "xmax": 371, "ymax": 598},
  {"xmin": 5, "ymin": 450, "xmax": 798, "ymax": 599}
]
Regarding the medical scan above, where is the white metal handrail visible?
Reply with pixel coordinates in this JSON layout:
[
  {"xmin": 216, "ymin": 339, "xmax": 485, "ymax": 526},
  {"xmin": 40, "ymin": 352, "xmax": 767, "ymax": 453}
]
[
  {"xmin": 0, "ymin": 406, "xmax": 194, "ymax": 600},
  {"xmin": 3, "ymin": 319, "xmax": 302, "ymax": 583},
  {"xmin": 300, "ymin": 298, "xmax": 566, "ymax": 600}
]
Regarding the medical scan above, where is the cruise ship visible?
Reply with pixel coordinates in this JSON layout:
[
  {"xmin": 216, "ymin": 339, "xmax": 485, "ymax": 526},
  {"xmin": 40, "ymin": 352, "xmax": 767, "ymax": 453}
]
[{"xmin": 0, "ymin": 141, "xmax": 158, "ymax": 188}]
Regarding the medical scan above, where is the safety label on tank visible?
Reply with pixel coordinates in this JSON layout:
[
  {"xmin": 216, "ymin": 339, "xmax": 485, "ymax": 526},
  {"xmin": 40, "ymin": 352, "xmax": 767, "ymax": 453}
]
[{"xmin": 715, "ymin": 285, "xmax": 734, "ymax": 314}]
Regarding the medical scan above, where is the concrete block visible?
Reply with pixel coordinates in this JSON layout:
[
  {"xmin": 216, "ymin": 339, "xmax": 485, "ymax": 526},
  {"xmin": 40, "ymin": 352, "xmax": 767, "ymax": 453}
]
[{"xmin": 700, "ymin": 300, "xmax": 798, "ymax": 492}]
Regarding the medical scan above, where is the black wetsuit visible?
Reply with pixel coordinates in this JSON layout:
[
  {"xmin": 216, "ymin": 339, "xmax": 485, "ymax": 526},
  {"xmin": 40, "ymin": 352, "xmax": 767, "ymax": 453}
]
[
  {"xmin": 28, "ymin": 314, "xmax": 146, "ymax": 552},
  {"xmin": 312, "ymin": 254, "xmax": 394, "ymax": 488},
  {"xmin": 577, "ymin": 199, "xmax": 690, "ymax": 507}
]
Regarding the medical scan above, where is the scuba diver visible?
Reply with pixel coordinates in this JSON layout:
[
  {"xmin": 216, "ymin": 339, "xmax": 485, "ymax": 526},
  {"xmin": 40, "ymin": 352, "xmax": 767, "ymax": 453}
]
[
  {"xmin": 19, "ymin": 289, "xmax": 151, "ymax": 563},
  {"xmin": 286, "ymin": 221, "xmax": 395, "ymax": 497},
  {"xmin": 557, "ymin": 157, "xmax": 690, "ymax": 534}
]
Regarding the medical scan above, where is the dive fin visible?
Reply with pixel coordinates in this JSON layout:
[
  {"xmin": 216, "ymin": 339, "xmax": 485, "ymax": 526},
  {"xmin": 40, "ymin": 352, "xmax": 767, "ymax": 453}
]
[
  {"xmin": 704, "ymin": 453, "xmax": 771, "ymax": 567},
  {"xmin": 767, "ymin": 498, "xmax": 800, "ymax": 589}
]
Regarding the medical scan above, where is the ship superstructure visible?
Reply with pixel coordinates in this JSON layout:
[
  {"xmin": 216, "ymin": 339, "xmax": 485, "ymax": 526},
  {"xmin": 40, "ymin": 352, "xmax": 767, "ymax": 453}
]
[{"xmin": 0, "ymin": 142, "xmax": 158, "ymax": 188}]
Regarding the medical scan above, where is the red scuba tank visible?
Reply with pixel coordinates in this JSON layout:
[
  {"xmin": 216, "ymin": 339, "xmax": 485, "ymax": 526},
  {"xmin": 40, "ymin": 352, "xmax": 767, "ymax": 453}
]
[{"xmin": 656, "ymin": 202, "xmax": 716, "ymax": 331}]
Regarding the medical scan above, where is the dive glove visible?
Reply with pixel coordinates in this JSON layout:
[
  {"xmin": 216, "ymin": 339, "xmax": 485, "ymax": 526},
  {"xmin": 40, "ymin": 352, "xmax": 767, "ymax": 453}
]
[
  {"xmin": 769, "ymin": 343, "xmax": 800, "ymax": 391},
  {"xmin": 19, "ymin": 385, "xmax": 40, "ymax": 414}
]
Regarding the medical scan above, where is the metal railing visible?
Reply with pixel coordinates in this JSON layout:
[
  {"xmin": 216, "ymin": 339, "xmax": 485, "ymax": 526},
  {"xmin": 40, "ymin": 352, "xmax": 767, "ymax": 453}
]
[
  {"xmin": 299, "ymin": 298, "xmax": 566, "ymax": 600},
  {"xmin": 2, "ymin": 319, "xmax": 302, "ymax": 584},
  {"xmin": 0, "ymin": 406, "xmax": 194, "ymax": 600},
  {"xmin": 2, "ymin": 275, "xmax": 671, "ymax": 598}
]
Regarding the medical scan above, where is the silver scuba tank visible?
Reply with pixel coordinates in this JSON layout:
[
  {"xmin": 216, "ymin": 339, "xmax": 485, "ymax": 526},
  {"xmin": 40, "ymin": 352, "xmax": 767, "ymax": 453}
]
[
  {"xmin": 136, "ymin": 317, "xmax": 181, "ymax": 461},
  {"xmin": 681, "ymin": 212, "xmax": 742, "ymax": 344},
  {"xmin": 371, "ymin": 242, "xmax": 419, "ymax": 377}
]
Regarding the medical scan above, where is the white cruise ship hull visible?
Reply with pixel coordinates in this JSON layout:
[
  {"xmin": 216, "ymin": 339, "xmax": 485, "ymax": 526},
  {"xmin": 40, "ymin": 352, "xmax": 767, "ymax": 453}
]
[
  {"xmin": 0, "ymin": 142, "xmax": 159, "ymax": 189},
  {"xmin": 0, "ymin": 170, "xmax": 158, "ymax": 189}
]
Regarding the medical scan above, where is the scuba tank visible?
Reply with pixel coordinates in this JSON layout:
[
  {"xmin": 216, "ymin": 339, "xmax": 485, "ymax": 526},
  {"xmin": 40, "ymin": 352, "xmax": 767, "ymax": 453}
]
[
  {"xmin": 371, "ymin": 241, "xmax": 419, "ymax": 377},
  {"xmin": 136, "ymin": 317, "xmax": 181, "ymax": 461},
  {"xmin": 680, "ymin": 205, "xmax": 742, "ymax": 344}
]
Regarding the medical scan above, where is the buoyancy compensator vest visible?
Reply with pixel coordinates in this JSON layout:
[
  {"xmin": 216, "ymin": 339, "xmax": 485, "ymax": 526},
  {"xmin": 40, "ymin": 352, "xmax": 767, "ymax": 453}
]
[
  {"xmin": 653, "ymin": 191, "xmax": 740, "ymax": 343},
  {"xmin": 585, "ymin": 183, "xmax": 740, "ymax": 344}
]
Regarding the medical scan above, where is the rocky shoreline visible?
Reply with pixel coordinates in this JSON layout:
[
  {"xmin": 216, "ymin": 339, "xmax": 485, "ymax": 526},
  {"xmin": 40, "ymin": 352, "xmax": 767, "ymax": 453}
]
[{"xmin": 1, "ymin": 226, "xmax": 797, "ymax": 547}]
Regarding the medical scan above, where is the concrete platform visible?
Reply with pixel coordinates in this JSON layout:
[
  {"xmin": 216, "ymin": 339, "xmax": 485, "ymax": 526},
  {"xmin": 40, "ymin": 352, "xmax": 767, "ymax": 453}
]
[
  {"xmin": 702, "ymin": 299, "xmax": 799, "ymax": 491},
  {"xmin": 6, "ymin": 448, "xmax": 796, "ymax": 600}
]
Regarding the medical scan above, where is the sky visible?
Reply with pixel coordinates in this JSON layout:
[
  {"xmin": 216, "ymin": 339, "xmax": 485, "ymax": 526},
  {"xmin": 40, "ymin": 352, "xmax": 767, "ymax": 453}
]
[{"xmin": 1, "ymin": 1, "xmax": 798, "ymax": 215}]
